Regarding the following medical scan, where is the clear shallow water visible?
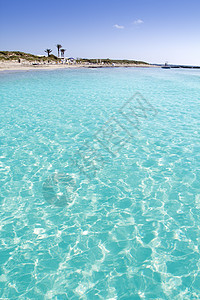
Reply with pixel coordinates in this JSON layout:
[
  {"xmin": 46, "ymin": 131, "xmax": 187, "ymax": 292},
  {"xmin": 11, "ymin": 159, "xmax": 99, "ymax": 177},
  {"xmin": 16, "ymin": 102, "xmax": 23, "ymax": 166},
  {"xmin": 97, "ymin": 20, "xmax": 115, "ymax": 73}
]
[{"xmin": 0, "ymin": 67, "xmax": 200, "ymax": 299}]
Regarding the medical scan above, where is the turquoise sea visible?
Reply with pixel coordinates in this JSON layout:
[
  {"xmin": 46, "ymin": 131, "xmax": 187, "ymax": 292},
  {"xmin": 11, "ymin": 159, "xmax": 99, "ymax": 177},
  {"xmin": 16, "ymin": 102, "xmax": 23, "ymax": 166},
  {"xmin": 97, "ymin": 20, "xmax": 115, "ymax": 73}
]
[{"xmin": 0, "ymin": 67, "xmax": 200, "ymax": 299}]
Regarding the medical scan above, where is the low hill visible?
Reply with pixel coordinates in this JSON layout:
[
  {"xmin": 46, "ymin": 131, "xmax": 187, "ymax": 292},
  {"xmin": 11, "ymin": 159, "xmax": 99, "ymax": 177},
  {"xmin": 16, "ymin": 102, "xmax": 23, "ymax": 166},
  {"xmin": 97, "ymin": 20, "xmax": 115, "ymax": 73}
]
[
  {"xmin": 79, "ymin": 58, "xmax": 149, "ymax": 65},
  {"xmin": 0, "ymin": 51, "xmax": 58, "ymax": 62},
  {"xmin": 0, "ymin": 51, "xmax": 149, "ymax": 65}
]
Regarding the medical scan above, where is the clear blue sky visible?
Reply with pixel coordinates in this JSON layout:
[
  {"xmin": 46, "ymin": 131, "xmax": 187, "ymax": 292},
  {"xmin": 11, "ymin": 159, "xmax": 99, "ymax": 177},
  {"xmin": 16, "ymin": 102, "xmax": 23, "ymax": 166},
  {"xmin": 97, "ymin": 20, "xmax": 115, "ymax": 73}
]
[{"xmin": 0, "ymin": 0, "xmax": 200, "ymax": 65}]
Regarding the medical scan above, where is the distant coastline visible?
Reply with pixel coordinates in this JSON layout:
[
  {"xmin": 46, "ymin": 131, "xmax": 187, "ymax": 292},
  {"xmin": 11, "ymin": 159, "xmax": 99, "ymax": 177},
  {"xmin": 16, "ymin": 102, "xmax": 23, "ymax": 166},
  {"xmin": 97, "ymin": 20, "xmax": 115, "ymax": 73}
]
[
  {"xmin": 0, "ymin": 51, "xmax": 156, "ymax": 72},
  {"xmin": 0, "ymin": 51, "xmax": 199, "ymax": 72}
]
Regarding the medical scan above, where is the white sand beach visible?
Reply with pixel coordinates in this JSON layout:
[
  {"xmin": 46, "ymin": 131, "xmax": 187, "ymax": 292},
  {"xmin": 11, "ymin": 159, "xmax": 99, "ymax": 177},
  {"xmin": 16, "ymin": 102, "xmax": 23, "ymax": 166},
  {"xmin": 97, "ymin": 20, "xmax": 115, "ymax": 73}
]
[{"xmin": 0, "ymin": 61, "xmax": 156, "ymax": 72}]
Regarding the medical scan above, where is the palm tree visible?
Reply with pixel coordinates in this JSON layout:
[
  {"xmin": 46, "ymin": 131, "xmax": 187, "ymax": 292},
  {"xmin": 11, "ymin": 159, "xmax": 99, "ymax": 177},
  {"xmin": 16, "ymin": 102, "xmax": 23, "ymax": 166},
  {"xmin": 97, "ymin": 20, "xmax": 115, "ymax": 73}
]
[
  {"xmin": 56, "ymin": 44, "xmax": 62, "ymax": 58},
  {"xmin": 45, "ymin": 49, "xmax": 52, "ymax": 57},
  {"xmin": 60, "ymin": 49, "xmax": 66, "ymax": 58}
]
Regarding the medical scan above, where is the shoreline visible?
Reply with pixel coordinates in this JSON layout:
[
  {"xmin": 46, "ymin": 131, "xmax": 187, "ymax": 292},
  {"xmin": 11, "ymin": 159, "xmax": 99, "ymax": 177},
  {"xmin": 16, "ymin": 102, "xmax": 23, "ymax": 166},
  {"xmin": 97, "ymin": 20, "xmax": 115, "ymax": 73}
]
[{"xmin": 0, "ymin": 62, "xmax": 158, "ymax": 72}]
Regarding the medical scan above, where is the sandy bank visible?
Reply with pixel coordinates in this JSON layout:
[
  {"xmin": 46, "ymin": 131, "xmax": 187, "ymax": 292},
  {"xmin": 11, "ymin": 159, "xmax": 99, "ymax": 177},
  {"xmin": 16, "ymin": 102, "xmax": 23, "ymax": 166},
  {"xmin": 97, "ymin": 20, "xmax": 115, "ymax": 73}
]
[{"xmin": 0, "ymin": 61, "xmax": 158, "ymax": 72}]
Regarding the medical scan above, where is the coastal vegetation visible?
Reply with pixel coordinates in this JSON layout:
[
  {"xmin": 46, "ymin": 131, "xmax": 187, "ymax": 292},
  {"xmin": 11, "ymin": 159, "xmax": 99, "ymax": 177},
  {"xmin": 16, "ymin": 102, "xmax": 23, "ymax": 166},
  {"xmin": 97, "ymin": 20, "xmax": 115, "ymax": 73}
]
[
  {"xmin": 56, "ymin": 44, "xmax": 62, "ymax": 58},
  {"xmin": 0, "ymin": 51, "xmax": 150, "ymax": 66},
  {"xmin": 0, "ymin": 51, "xmax": 58, "ymax": 62},
  {"xmin": 60, "ymin": 49, "xmax": 66, "ymax": 58},
  {"xmin": 44, "ymin": 49, "xmax": 52, "ymax": 57},
  {"xmin": 78, "ymin": 58, "xmax": 149, "ymax": 65}
]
